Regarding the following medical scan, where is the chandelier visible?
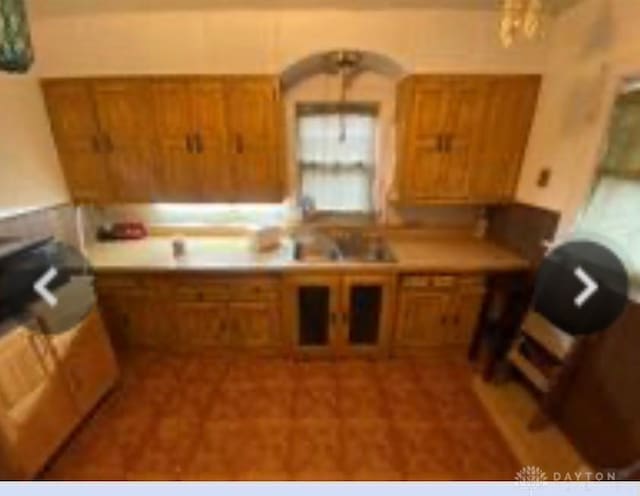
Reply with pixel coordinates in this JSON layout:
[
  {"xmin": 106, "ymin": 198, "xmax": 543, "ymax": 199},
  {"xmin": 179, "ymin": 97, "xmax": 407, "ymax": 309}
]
[{"xmin": 500, "ymin": 0, "xmax": 546, "ymax": 47}]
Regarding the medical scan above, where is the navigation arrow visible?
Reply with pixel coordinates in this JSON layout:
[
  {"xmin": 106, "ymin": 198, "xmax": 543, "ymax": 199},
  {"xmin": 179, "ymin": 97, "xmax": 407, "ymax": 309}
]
[
  {"xmin": 34, "ymin": 267, "xmax": 59, "ymax": 307},
  {"xmin": 574, "ymin": 266, "xmax": 598, "ymax": 308}
]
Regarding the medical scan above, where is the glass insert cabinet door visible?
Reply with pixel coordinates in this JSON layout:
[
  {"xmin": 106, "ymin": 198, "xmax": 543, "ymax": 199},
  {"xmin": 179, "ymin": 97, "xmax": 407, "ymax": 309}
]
[
  {"xmin": 340, "ymin": 275, "xmax": 392, "ymax": 354},
  {"xmin": 286, "ymin": 274, "xmax": 391, "ymax": 356},
  {"xmin": 286, "ymin": 275, "xmax": 341, "ymax": 354}
]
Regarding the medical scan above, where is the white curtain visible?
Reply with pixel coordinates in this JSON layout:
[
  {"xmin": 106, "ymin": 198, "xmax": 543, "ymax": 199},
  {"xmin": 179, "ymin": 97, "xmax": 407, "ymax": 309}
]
[
  {"xmin": 576, "ymin": 89, "xmax": 640, "ymax": 276},
  {"xmin": 577, "ymin": 176, "xmax": 640, "ymax": 273},
  {"xmin": 297, "ymin": 110, "xmax": 377, "ymax": 212}
]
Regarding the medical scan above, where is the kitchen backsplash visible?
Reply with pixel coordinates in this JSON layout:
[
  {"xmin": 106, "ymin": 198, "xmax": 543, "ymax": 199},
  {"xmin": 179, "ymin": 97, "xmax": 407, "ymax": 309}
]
[
  {"xmin": 0, "ymin": 204, "xmax": 79, "ymax": 246},
  {"xmin": 487, "ymin": 202, "xmax": 561, "ymax": 266},
  {"xmin": 83, "ymin": 203, "xmax": 482, "ymax": 234}
]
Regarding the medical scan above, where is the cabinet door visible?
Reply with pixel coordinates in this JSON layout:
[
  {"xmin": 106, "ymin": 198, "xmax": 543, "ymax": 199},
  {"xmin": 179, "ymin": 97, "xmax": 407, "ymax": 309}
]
[
  {"xmin": 0, "ymin": 327, "xmax": 77, "ymax": 479},
  {"xmin": 447, "ymin": 284, "xmax": 486, "ymax": 346},
  {"xmin": 98, "ymin": 290, "xmax": 174, "ymax": 350},
  {"xmin": 439, "ymin": 78, "xmax": 486, "ymax": 200},
  {"xmin": 42, "ymin": 80, "xmax": 111, "ymax": 202},
  {"xmin": 285, "ymin": 275, "xmax": 341, "ymax": 355},
  {"xmin": 191, "ymin": 78, "xmax": 232, "ymax": 201},
  {"xmin": 395, "ymin": 289, "xmax": 452, "ymax": 348},
  {"xmin": 174, "ymin": 301, "xmax": 229, "ymax": 352},
  {"xmin": 340, "ymin": 275, "xmax": 393, "ymax": 356},
  {"xmin": 470, "ymin": 76, "xmax": 540, "ymax": 202},
  {"xmin": 50, "ymin": 310, "xmax": 118, "ymax": 416},
  {"xmin": 92, "ymin": 79, "xmax": 158, "ymax": 202},
  {"xmin": 228, "ymin": 301, "xmax": 280, "ymax": 350},
  {"xmin": 151, "ymin": 78, "xmax": 200, "ymax": 201},
  {"xmin": 399, "ymin": 76, "xmax": 451, "ymax": 200},
  {"xmin": 227, "ymin": 77, "xmax": 283, "ymax": 201}
]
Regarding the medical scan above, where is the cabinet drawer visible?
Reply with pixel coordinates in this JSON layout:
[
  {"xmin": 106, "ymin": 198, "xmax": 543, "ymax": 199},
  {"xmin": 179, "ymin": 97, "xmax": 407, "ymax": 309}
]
[
  {"xmin": 401, "ymin": 274, "xmax": 456, "ymax": 289},
  {"xmin": 175, "ymin": 286, "xmax": 229, "ymax": 301},
  {"xmin": 458, "ymin": 275, "xmax": 485, "ymax": 287},
  {"xmin": 228, "ymin": 279, "xmax": 279, "ymax": 300}
]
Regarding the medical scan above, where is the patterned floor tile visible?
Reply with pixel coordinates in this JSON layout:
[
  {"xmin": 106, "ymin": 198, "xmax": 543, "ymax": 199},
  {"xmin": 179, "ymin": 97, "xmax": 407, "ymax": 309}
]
[{"xmin": 41, "ymin": 354, "xmax": 518, "ymax": 482}]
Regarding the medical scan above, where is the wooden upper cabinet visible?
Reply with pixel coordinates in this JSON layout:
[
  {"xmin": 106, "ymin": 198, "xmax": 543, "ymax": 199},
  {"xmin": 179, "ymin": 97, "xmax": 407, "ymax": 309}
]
[
  {"xmin": 191, "ymin": 78, "xmax": 232, "ymax": 201},
  {"xmin": 92, "ymin": 79, "xmax": 158, "ymax": 202},
  {"xmin": 469, "ymin": 75, "xmax": 540, "ymax": 201},
  {"xmin": 398, "ymin": 76, "xmax": 451, "ymax": 200},
  {"xmin": 43, "ymin": 75, "xmax": 285, "ymax": 203},
  {"xmin": 227, "ymin": 77, "xmax": 284, "ymax": 202},
  {"xmin": 42, "ymin": 80, "xmax": 112, "ymax": 203},
  {"xmin": 395, "ymin": 74, "xmax": 540, "ymax": 204},
  {"xmin": 151, "ymin": 78, "xmax": 202, "ymax": 201}
]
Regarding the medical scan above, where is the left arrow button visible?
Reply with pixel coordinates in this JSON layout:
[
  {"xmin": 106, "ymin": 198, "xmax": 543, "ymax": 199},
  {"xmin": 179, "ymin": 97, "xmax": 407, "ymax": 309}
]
[{"xmin": 34, "ymin": 267, "xmax": 59, "ymax": 307}]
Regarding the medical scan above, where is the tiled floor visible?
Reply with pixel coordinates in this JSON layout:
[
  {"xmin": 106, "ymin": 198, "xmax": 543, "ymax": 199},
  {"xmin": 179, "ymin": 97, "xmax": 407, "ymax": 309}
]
[{"xmin": 42, "ymin": 352, "xmax": 519, "ymax": 481}]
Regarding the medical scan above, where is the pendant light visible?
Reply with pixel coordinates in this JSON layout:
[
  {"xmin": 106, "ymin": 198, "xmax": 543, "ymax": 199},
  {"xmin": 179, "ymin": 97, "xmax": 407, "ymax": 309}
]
[{"xmin": 0, "ymin": 0, "xmax": 34, "ymax": 73}]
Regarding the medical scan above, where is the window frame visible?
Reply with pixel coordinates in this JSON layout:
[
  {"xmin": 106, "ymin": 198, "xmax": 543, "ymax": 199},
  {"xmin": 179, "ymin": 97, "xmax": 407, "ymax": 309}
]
[{"xmin": 295, "ymin": 101, "xmax": 380, "ymax": 215}]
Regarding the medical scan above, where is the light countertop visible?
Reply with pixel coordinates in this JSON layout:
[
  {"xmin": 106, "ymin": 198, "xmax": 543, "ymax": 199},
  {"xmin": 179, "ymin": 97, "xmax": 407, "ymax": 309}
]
[{"xmin": 86, "ymin": 235, "xmax": 529, "ymax": 274}]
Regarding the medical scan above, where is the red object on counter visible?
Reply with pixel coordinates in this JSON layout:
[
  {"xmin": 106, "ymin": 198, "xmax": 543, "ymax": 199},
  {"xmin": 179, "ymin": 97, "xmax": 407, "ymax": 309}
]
[{"xmin": 109, "ymin": 222, "xmax": 148, "ymax": 240}]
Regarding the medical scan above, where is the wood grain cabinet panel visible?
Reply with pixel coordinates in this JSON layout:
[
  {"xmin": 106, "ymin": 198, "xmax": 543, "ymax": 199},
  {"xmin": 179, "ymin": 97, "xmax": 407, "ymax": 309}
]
[
  {"xmin": 469, "ymin": 76, "xmax": 540, "ymax": 201},
  {"xmin": 49, "ymin": 310, "xmax": 119, "ymax": 417},
  {"xmin": 174, "ymin": 301, "xmax": 230, "ymax": 352},
  {"xmin": 227, "ymin": 77, "xmax": 284, "ymax": 202},
  {"xmin": 228, "ymin": 301, "xmax": 280, "ymax": 350},
  {"xmin": 395, "ymin": 289, "xmax": 452, "ymax": 348},
  {"xmin": 92, "ymin": 79, "xmax": 159, "ymax": 202},
  {"xmin": 191, "ymin": 78, "xmax": 232, "ymax": 200},
  {"xmin": 0, "ymin": 327, "xmax": 77, "ymax": 480},
  {"xmin": 395, "ymin": 74, "xmax": 540, "ymax": 204},
  {"xmin": 41, "ymin": 80, "xmax": 112, "ymax": 202},
  {"xmin": 150, "ymin": 78, "xmax": 204, "ymax": 201},
  {"xmin": 394, "ymin": 274, "xmax": 486, "ymax": 352},
  {"xmin": 96, "ymin": 275, "xmax": 283, "ymax": 353},
  {"xmin": 43, "ymin": 75, "xmax": 285, "ymax": 203}
]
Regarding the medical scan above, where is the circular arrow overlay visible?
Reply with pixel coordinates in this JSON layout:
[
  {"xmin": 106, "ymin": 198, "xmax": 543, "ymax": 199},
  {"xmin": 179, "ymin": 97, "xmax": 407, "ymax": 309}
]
[
  {"xmin": 13, "ymin": 242, "xmax": 95, "ymax": 335},
  {"xmin": 533, "ymin": 240, "xmax": 629, "ymax": 336}
]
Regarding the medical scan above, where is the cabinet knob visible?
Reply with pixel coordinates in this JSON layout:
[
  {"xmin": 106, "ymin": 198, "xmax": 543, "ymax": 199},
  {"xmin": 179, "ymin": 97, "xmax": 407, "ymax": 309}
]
[{"xmin": 91, "ymin": 135, "xmax": 101, "ymax": 153}]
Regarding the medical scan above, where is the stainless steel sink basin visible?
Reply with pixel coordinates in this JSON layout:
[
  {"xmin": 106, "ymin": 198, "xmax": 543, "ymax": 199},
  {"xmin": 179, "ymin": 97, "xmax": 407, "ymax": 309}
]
[{"xmin": 292, "ymin": 231, "xmax": 395, "ymax": 263}]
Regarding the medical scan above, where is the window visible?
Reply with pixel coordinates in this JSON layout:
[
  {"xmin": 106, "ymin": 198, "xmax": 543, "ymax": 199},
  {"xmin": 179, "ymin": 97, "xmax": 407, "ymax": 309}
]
[
  {"xmin": 576, "ymin": 86, "xmax": 640, "ymax": 275},
  {"xmin": 297, "ymin": 103, "xmax": 377, "ymax": 212}
]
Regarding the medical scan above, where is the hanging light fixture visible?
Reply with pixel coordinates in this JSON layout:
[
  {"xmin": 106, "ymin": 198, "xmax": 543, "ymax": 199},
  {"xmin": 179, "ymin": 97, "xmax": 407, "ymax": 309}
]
[
  {"xmin": 500, "ymin": 0, "xmax": 545, "ymax": 48},
  {"xmin": 324, "ymin": 50, "xmax": 363, "ymax": 142},
  {"xmin": 0, "ymin": 0, "xmax": 34, "ymax": 73}
]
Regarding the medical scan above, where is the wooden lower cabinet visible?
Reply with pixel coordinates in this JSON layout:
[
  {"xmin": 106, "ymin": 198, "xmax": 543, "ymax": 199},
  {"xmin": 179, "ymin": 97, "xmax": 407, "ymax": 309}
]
[
  {"xmin": 284, "ymin": 273, "xmax": 394, "ymax": 357},
  {"xmin": 96, "ymin": 274, "xmax": 283, "ymax": 354},
  {"xmin": 228, "ymin": 301, "xmax": 280, "ymax": 350},
  {"xmin": 49, "ymin": 310, "xmax": 119, "ymax": 417},
  {"xmin": 174, "ymin": 301, "xmax": 230, "ymax": 351},
  {"xmin": 0, "ymin": 309, "xmax": 118, "ymax": 480},
  {"xmin": 394, "ymin": 274, "xmax": 485, "ymax": 352}
]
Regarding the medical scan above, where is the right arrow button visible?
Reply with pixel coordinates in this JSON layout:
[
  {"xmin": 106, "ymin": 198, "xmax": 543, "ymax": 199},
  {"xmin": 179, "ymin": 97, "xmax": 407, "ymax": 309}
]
[{"xmin": 574, "ymin": 266, "xmax": 599, "ymax": 308}]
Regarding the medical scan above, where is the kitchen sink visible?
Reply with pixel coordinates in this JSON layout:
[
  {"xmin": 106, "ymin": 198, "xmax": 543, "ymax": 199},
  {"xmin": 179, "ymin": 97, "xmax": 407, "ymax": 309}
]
[{"xmin": 292, "ymin": 231, "xmax": 396, "ymax": 263}]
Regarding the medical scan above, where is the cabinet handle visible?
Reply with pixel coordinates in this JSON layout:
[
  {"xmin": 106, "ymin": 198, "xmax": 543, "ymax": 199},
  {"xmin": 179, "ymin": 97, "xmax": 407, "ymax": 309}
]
[
  {"xmin": 236, "ymin": 134, "xmax": 244, "ymax": 154},
  {"xmin": 195, "ymin": 133, "xmax": 204, "ymax": 154},
  {"xmin": 185, "ymin": 134, "xmax": 193, "ymax": 153},
  {"xmin": 342, "ymin": 312, "xmax": 349, "ymax": 325},
  {"xmin": 104, "ymin": 133, "xmax": 114, "ymax": 153},
  {"xmin": 330, "ymin": 312, "xmax": 337, "ymax": 326},
  {"xmin": 91, "ymin": 135, "xmax": 101, "ymax": 153}
]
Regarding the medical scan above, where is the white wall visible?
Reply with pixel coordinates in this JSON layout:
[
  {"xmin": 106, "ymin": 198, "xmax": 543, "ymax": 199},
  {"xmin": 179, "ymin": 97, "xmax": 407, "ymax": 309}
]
[
  {"xmin": 31, "ymin": 9, "xmax": 548, "ymax": 76},
  {"xmin": 516, "ymin": 0, "xmax": 640, "ymax": 233},
  {"xmin": 0, "ymin": 74, "xmax": 68, "ymax": 218}
]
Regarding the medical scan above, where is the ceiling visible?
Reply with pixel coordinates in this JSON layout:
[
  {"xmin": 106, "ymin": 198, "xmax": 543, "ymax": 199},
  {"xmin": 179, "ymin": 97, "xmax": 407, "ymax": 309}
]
[{"xmin": 28, "ymin": 0, "xmax": 583, "ymax": 19}]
